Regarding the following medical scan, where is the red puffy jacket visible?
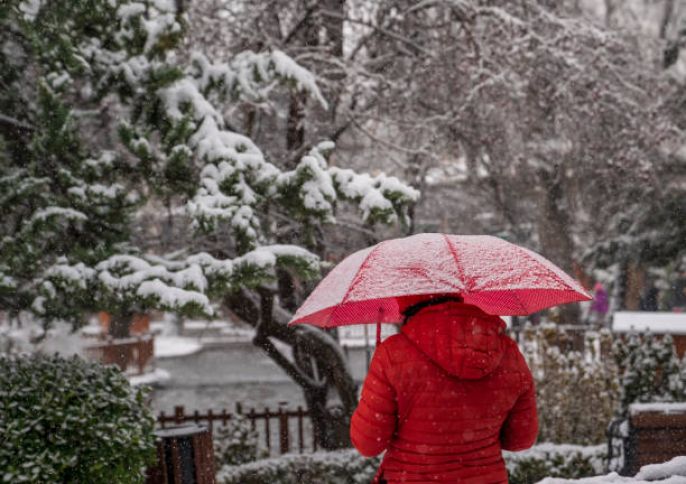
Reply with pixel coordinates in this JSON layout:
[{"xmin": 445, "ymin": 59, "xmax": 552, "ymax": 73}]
[{"xmin": 350, "ymin": 302, "xmax": 538, "ymax": 483}]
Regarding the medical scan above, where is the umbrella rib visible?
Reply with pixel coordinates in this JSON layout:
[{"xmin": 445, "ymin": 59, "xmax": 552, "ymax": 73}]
[
  {"xmin": 339, "ymin": 241, "xmax": 385, "ymax": 306},
  {"xmin": 510, "ymin": 288, "xmax": 530, "ymax": 315},
  {"xmin": 514, "ymin": 246, "xmax": 576, "ymax": 292},
  {"xmin": 441, "ymin": 234, "xmax": 466, "ymax": 293}
]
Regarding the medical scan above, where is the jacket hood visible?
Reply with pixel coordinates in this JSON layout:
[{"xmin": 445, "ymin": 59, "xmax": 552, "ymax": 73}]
[{"xmin": 400, "ymin": 301, "xmax": 506, "ymax": 379}]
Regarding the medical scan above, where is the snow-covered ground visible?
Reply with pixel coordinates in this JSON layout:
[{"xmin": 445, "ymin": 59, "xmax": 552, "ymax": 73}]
[
  {"xmin": 153, "ymin": 315, "xmax": 255, "ymax": 346},
  {"xmin": 538, "ymin": 456, "xmax": 686, "ymax": 483},
  {"xmin": 129, "ymin": 368, "xmax": 171, "ymax": 386},
  {"xmin": 152, "ymin": 315, "xmax": 259, "ymax": 358},
  {"xmin": 154, "ymin": 335, "xmax": 202, "ymax": 358},
  {"xmin": 505, "ymin": 443, "xmax": 606, "ymax": 472},
  {"xmin": 183, "ymin": 319, "xmax": 232, "ymax": 331}
]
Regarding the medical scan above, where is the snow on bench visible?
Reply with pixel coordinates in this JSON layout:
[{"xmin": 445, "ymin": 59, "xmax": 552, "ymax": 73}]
[
  {"xmin": 630, "ymin": 402, "xmax": 686, "ymax": 416},
  {"xmin": 613, "ymin": 312, "xmax": 686, "ymax": 335}
]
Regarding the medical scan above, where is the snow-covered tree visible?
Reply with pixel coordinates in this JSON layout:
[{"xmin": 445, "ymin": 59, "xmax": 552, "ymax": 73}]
[
  {"xmin": 221, "ymin": 1, "xmax": 684, "ymax": 291},
  {"xmin": 1, "ymin": 0, "xmax": 418, "ymax": 446}
]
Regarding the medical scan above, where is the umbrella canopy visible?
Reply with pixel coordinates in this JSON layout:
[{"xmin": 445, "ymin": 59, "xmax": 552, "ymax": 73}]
[{"xmin": 289, "ymin": 233, "xmax": 591, "ymax": 328}]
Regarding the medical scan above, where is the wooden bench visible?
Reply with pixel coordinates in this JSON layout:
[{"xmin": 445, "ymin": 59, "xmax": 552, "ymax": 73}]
[{"xmin": 624, "ymin": 403, "xmax": 686, "ymax": 475}]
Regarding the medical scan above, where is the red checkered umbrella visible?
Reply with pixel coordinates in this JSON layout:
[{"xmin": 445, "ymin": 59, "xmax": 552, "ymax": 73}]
[{"xmin": 289, "ymin": 234, "xmax": 591, "ymax": 335}]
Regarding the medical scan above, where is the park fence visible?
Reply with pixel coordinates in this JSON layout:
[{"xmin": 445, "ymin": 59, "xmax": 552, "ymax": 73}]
[{"xmin": 157, "ymin": 404, "xmax": 315, "ymax": 456}]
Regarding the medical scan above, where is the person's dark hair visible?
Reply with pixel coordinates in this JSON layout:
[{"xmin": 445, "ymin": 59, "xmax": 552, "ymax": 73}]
[{"xmin": 402, "ymin": 296, "xmax": 463, "ymax": 324}]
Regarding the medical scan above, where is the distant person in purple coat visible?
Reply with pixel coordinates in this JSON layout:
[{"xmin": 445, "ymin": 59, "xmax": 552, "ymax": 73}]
[{"xmin": 588, "ymin": 282, "xmax": 609, "ymax": 326}]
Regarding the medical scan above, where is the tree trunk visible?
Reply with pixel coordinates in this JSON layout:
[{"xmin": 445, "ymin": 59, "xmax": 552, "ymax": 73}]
[
  {"xmin": 286, "ymin": 92, "xmax": 308, "ymax": 158},
  {"xmin": 277, "ymin": 269, "xmax": 298, "ymax": 312},
  {"xmin": 536, "ymin": 167, "xmax": 581, "ymax": 324},
  {"xmin": 225, "ymin": 289, "xmax": 358, "ymax": 449},
  {"xmin": 109, "ymin": 310, "xmax": 133, "ymax": 338},
  {"xmin": 660, "ymin": 0, "xmax": 676, "ymax": 39},
  {"xmin": 404, "ymin": 153, "xmax": 424, "ymax": 236},
  {"xmin": 240, "ymin": 0, "xmax": 356, "ymax": 449},
  {"xmin": 624, "ymin": 261, "xmax": 646, "ymax": 311},
  {"xmin": 661, "ymin": 0, "xmax": 680, "ymax": 68}
]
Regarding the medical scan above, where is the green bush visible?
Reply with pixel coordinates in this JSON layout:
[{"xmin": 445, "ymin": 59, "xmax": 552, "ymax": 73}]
[
  {"xmin": 520, "ymin": 324, "xmax": 619, "ymax": 445},
  {"xmin": 505, "ymin": 444, "xmax": 606, "ymax": 484},
  {"xmin": 217, "ymin": 444, "xmax": 606, "ymax": 484},
  {"xmin": 613, "ymin": 332, "xmax": 686, "ymax": 416},
  {"xmin": 214, "ymin": 415, "xmax": 267, "ymax": 467},
  {"xmin": 217, "ymin": 449, "xmax": 380, "ymax": 484},
  {"xmin": 0, "ymin": 354, "xmax": 156, "ymax": 483}
]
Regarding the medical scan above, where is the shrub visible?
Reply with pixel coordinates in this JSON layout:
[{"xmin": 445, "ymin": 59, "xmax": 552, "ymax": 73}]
[
  {"xmin": 520, "ymin": 324, "xmax": 619, "ymax": 445},
  {"xmin": 217, "ymin": 449, "xmax": 380, "ymax": 484},
  {"xmin": 505, "ymin": 444, "xmax": 606, "ymax": 484},
  {"xmin": 217, "ymin": 444, "xmax": 605, "ymax": 484},
  {"xmin": 0, "ymin": 353, "xmax": 155, "ymax": 483},
  {"xmin": 214, "ymin": 415, "xmax": 266, "ymax": 467},
  {"xmin": 613, "ymin": 332, "xmax": 686, "ymax": 416}
]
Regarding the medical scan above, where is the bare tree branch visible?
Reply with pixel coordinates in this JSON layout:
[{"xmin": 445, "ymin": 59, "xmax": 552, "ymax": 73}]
[{"xmin": 319, "ymin": 9, "xmax": 434, "ymax": 57}]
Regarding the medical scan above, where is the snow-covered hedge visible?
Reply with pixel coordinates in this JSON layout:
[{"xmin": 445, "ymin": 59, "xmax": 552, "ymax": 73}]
[
  {"xmin": 217, "ymin": 449, "xmax": 379, "ymax": 484},
  {"xmin": 506, "ymin": 444, "xmax": 606, "ymax": 484},
  {"xmin": 0, "ymin": 354, "xmax": 155, "ymax": 483},
  {"xmin": 217, "ymin": 444, "xmax": 606, "ymax": 484},
  {"xmin": 539, "ymin": 456, "xmax": 686, "ymax": 483}
]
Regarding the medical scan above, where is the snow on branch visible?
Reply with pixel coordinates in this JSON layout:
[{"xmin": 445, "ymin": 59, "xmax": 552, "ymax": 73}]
[
  {"xmin": 190, "ymin": 50, "xmax": 328, "ymax": 108},
  {"xmin": 186, "ymin": 123, "xmax": 273, "ymax": 239},
  {"xmin": 28, "ymin": 244, "xmax": 320, "ymax": 319},
  {"xmin": 159, "ymin": 79, "xmax": 222, "ymax": 123},
  {"xmin": 18, "ymin": 0, "xmax": 45, "ymax": 22},
  {"xmin": 5, "ymin": 0, "xmax": 419, "ymax": 325},
  {"xmin": 329, "ymin": 166, "xmax": 420, "ymax": 224},
  {"xmin": 277, "ymin": 142, "xmax": 338, "ymax": 221},
  {"xmin": 136, "ymin": 279, "xmax": 212, "ymax": 314},
  {"xmin": 277, "ymin": 142, "xmax": 420, "ymax": 225},
  {"xmin": 45, "ymin": 261, "xmax": 96, "ymax": 290},
  {"xmin": 29, "ymin": 207, "xmax": 87, "ymax": 224}
]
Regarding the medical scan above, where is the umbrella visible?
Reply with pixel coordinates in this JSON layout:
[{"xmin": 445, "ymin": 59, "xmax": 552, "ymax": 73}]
[{"xmin": 289, "ymin": 234, "xmax": 591, "ymax": 340}]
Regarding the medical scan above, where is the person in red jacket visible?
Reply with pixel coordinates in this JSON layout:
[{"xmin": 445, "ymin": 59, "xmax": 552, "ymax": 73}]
[{"xmin": 350, "ymin": 297, "xmax": 538, "ymax": 483}]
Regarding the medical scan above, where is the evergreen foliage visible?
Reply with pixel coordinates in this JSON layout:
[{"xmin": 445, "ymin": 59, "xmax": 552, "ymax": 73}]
[
  {"xmin": 0, "ymin": 0, "xmax": 418, "ymax": 329},
  {"xmin": 213, "ymin": 415, "xmax": 266, "ymax": 467},
  {"xmin": 613, "ymin": 332, "xmax": 686, "ymax": 416},
  {"xmin": 215, "ymin": 445, "xmax": 605, "ymax": 484},
  {"xmin": 0, "ymin": 353, "xmax": 155, "ymax": 483}
]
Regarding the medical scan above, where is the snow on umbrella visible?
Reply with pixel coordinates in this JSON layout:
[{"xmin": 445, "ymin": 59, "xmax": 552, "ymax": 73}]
[{"xmin": 289, "ymin": 233, "xmax": 591, "ymax": 330}]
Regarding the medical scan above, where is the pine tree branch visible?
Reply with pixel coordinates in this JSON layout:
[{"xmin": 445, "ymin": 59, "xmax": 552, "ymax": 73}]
[{"xmin": 0, "ymin": 113, "xmax": 33, "ymax": 137}]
